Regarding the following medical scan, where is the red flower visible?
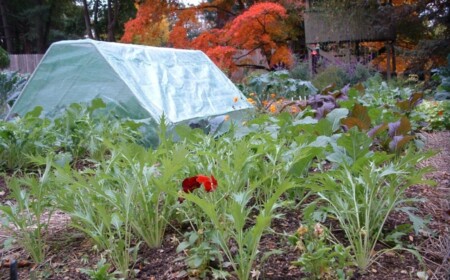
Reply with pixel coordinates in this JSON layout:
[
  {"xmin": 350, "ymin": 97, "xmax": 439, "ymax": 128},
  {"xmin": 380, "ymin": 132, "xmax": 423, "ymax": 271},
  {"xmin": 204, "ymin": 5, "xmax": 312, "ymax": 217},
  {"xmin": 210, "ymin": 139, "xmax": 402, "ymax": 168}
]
[
  {"xmin": 196, "ymin": 175, "xmax": 218, "ymax": 192},
  {"xmin": 179, "ymin": 174, "xmax": 218, "ymax": 203},
  {"xmin": 182, "ymin": 176, "xmax": 201, "ymax": 193}
]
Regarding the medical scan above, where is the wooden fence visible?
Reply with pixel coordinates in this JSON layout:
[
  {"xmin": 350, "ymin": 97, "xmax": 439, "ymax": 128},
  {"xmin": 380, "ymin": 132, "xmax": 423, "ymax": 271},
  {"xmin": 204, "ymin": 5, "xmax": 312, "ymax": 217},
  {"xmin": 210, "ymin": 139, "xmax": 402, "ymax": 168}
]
[{"xmin": 6, "ymin": 54, "xmax": 44, "ymax": 74}]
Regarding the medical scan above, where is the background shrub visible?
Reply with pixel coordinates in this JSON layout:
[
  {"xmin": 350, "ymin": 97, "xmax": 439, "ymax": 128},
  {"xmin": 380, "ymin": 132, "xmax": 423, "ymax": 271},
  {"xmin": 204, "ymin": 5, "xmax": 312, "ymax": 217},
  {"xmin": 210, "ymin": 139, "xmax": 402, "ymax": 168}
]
[
  {"xmin": 0, "ymin": 47, "xmax": 9, "ymax": 69},
  {"xmin": 312, "ymin": 66, "xmax": 349, "ymax": 89},
  {"xmin": 289, "ymin": 61, "xmax": 311, "ymax": 81},
  {"xmin": 349, "ymin": 63, "xmax": 376, "ymax": 84}
]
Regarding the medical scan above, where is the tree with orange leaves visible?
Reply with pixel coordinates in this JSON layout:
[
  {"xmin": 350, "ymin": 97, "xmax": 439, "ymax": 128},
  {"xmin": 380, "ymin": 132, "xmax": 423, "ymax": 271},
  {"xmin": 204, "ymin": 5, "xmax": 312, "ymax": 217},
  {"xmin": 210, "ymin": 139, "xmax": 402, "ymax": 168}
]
[
  {"xmin": 121, "ymin": 1, "xmax": 174, "ymax": 46},
  {"xmin": 168, "ymin": 2, "xmax": 294, "ymax": 73},
  {"xmin": 123, "ymin": 1, "xmax": 300, "ymax": 75},
  {"xmin": 225, "ymin": 2, "xmax": 292, "ymax": 69}
]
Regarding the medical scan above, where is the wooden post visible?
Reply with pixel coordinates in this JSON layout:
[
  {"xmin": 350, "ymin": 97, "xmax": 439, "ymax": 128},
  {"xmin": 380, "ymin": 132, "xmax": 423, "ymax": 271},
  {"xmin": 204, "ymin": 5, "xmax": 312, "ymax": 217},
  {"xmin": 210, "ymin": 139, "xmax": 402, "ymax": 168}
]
[
  {"xmin": 305, "ymin": 0, "xmax": 313, "ymax": 76},
  {"xmin": 308, "ymin": 47, "xmax": 313, "ymax": 76}
]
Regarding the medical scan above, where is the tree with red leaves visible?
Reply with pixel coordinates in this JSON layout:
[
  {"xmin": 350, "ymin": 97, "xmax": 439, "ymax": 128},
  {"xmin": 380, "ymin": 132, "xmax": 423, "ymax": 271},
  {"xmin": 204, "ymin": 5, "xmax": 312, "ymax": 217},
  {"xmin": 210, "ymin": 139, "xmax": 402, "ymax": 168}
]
[
  {"xmin": 122, "ymin": 1, "xmax": 301, "ymax": 75},
  {"xmin": 121, "ymin": 2, "xmax": 170, "ymax": 45}
]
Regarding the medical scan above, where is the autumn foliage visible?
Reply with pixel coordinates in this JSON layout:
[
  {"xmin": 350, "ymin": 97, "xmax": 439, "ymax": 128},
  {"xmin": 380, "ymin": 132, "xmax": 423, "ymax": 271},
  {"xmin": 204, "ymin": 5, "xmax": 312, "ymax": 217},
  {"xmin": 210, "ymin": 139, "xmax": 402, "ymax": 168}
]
[
  {"xmin": 121, "ymin": 2, "xmax": 169, "ymax": 46},
  {"xmin": 122, "ymin": 1, "xmax": 297, "ymax": 75}
]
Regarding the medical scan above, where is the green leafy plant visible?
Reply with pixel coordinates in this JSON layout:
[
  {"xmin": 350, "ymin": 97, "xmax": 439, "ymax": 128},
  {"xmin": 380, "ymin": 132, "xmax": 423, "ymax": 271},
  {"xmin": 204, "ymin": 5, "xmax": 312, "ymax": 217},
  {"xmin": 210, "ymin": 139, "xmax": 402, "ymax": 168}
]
[
  {"xmin": 182, "ymin": 181, "xmax": 294, "ymax": 280},
  {"xmin": 432, "ymin": 54, "xmax": 450, "ymax": 101},
  {"xmin": 289, "ymin": 223, "xmax": 352, "ymax": 279},
  {"xmin": 53, "ymin": 156, "xmax": 140, "ymax": 278},
  {"xmin": 0, "ymin": 158, "xmax": 54, "ymax": 263},
  {"xmin": 0, "ymin": 107, "xmax": 54, "ymax": 170},
  {"xmin": 342, "ymin": 104, "xmax": 417, "ymax": 153},
  {"xmin": 413, "ymin": 100, "xmax": 450, "ymax": 131},
  {"xmin": 53, "ymin": 133, "xmax": 186, "ymax": 276},
  {"xmin": 79, "ymin": 258, "xmax": 117, "ymax": 280},
  {"xmin": 312, "ymin": 66, "xmax": 349, "ymax": 90},
  {"xmin": 289, "ymin": 61, "xmax": 311, "ymax": 81},
  {"xmin": 326, "ymin": 127, "xmax": 373, "ymax": 166},
  {"xmin": 306, "ymin": 150, "xmax": 434, "ymax": 272},
  {"xmin": 0, "ymin": 71, "xmax": 27, "ymax": 117},
  {"xmin": 0, "ymin": 48, "xmax": 10, "ymax": 69},
  {"xmin": 242, "ymin": 70, "xmax": 317, "ymax": 107},
  {"xmin": 119, "ymin": 141, "xmax": 188, "ymax": 248},
  {"xmin": 359, "ymin": 75, "xmax": 417, "ymax": 107},
  {"xmin": 176, "ymin": 228, "xmax": 226, "ymax": 278},
  {"xmin": 0, "ymin": 99, "xmax": 142, "ymax": 171},
  {"xmin": 51, "ymin": 99, "xmax": 142, "ymax": 162}
]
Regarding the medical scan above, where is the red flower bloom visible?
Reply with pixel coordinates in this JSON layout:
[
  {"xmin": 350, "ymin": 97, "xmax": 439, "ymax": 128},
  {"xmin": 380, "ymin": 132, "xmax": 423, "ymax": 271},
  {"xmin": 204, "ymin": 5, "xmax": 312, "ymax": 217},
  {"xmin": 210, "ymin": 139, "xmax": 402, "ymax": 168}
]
[
  {"xmin": 196, "ymin": 175, "xmax": 218, "ymax": 192},
  {"xmin": 182, "ymin": 176, "xmax": 201, "ymax": 193},
  {"xmin": 179, "ymin": 174, "xmax": 218, "ymax": 203}
]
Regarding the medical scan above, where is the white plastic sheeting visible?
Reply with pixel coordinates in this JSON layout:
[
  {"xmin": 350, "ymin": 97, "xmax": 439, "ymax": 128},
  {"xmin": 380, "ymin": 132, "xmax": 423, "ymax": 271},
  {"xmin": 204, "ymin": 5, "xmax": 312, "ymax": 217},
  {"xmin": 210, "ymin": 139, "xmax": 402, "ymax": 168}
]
[{"xmin": 8, "ymin": 39, "xmax": 253, "ymax": 139}]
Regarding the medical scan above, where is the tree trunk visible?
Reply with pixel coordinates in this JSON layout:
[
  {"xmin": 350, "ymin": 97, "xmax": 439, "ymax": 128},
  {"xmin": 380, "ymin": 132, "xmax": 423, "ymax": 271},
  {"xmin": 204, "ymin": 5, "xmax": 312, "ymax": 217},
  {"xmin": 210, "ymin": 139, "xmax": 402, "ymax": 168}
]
[
  {"xmin": 107, "ymin": 0, "xmax": 119, "ymax": 42},
  {"xmin": 92, "ymin": 0, "xmax": 100, "ymax": 40},
  {"xmin": 0, "ymin": 0, "xmax": 13, "ymax": 52},
  {"xmin": 391, "ymin": 42, "xmax": 396, "ymax": 76},
  {"xmin": 38, "ymin": 2, "xmax": 53, "ymax": 53},
  {"xmin": 82, "ymin": 0, "xmax": 93, "ymax": 39},
  {"xmin": 33, "ymin": 0, "xmax": 47, "ymax": 53},
  {"xmin": 386, "ymin": 41, "xmax": 391, "ymax": 80}
]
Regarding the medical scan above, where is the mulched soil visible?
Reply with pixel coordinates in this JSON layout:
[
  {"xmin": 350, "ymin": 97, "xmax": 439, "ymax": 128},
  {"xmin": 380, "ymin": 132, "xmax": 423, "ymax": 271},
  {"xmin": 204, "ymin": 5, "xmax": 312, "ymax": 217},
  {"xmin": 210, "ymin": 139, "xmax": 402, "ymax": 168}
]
[{"xmin": 0, "ymin": 131, "xmax": 448, "ymax": 280}]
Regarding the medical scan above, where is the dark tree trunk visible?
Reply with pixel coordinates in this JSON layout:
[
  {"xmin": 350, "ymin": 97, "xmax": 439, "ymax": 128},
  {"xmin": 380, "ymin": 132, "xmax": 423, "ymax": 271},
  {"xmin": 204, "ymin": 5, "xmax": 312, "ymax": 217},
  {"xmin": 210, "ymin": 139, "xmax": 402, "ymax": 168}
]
[
  {"xmin": 38, "ymin": 2, "xmax": 53, "ymax": 53},
  {"xmin": 82, "ymin": 0, "xmax": 93, "ymax": 38},
  {"xmin": 107, "ymin": 0, "xmax": 119, "ymax": 42},
  {"xmin": 391, "ymin": 42, "xmax": 396, "ymax": 75},
  {"xmin": 0, "ymin": 0, "xmax": 13, "ymax": 52},
  {"xmin": 386, "ymin": 41, "xmax": 391, "ymax": 80},
  {"xmin": 33, "ymin": 0, "xmax": 47, "ymax": 53}
]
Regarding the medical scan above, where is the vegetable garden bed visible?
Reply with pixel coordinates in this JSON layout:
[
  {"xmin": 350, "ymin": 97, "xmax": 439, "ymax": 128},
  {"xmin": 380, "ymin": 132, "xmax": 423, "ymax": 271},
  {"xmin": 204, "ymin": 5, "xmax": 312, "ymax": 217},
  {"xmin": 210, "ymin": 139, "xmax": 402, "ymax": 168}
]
[{"xmin": 0, "ymin": 79, "xmax": 449, "ymax": 280}]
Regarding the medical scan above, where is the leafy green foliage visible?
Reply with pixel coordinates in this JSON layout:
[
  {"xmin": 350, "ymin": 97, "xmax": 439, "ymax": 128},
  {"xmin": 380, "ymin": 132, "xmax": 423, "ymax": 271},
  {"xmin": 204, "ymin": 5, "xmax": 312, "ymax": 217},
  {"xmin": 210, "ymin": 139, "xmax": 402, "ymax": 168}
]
[
  {"xmin": 342, "ymin": 103, "xmax": 417, "ymax": 153},
  {"xmin": 79, "ymin": 258, "xmax": 116, "ymax": 280},
  {"xmin": 52, "ymin": 140, "xmax": 187, "ymax": 276},
  {"xmin": 289, "ymin": 61, "xmax": 310, "ymax": 81},
  {"xmin": 176, "ymin": 228, "xmax": 225, "ymax": 278},
  {"xmin": 312, "ymin": 66, "xmax": 350, "ymax": 90},
  {"xmin": 312, "ymin": 63, "xmax": 376, "ymax": 91},
  {"xmin": 306, "ymin": 150, "xmax": 434, "ymax": 271},
  {"xmin": 432, "ymin": 54, "xmax": 450, "ymax": 101},
  {"xmin": 183, "ymin": 182, "xmax": 294, "ymax": 280},
  {"xmin": 0, "ymin": 99, "xmax": 142, "ymax": 171},
  {"xmin": 53, "ymin": 158, "xmax": 139, "ymax": 278},
  {"xmin": 0, "ymin": 76, "xmax": 440, "ymax": 278},
  {"xmin": 0, "ymin": 71, "xmax": 28, "ymax": 117},
  {"xmin": 242, "ymin": 70, "xmax": 317, "ymax": 105},
  {"xmin": 289, "ymin": 223, "xmax": 351, "ymax": 279},
  {"xmin": 413, "ymin": 100, "xmax": 450, "ymax": 131},
  {"xmin": 0, "ymin": 47, "xmax": 9, "ymax": 69},
  {"xmin": 358, "ymin": 75, "xmax": 418, "ymax": 108},
  {"xmin": 0, "ymin": 158, "xmax": 54, "ymax": 263}
]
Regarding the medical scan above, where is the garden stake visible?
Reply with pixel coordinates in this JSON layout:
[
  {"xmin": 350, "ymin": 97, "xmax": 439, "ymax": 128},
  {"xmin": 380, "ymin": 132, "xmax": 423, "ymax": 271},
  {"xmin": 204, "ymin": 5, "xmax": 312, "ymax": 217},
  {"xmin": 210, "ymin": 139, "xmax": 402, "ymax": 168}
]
[{"xmin": 10, "ymin": 259, "xmax": 18, "ymax": 280}]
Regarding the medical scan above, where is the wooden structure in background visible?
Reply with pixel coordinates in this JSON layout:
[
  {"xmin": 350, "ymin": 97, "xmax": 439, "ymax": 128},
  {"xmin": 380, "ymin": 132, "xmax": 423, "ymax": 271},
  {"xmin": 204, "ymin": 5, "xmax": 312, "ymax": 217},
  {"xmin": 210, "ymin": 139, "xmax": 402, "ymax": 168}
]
[
  {"xmin": 304, "ymin": 0, "xmax": 397, "ymax": 79},
  {"xmin": 5, "ymin": 54, "xmax": 44, "ymax": 74}
]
